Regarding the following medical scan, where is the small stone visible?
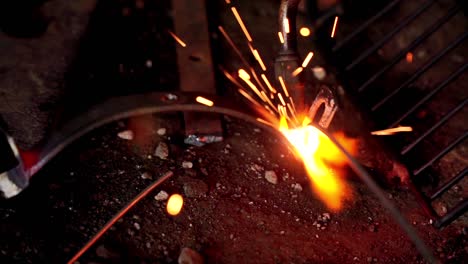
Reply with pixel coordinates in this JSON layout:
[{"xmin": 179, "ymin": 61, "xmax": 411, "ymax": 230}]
[
  {"xmin": 117, "ymin": 130, "xmax": 134, "ymax": 140},
  {"xmin": 134, "ymin": 223, "xmax": 141, "ymax": 230},
  {"xmin": 154, "ymin": 191, "xmax": 169, "ymax": 201},
  {"xmin": 265, "ymin": 171, "xmax": 278, "ymax": 184},
  {"xmin": 367, "ymin": 257, "xmax": 373, "ymax": 263},
  {"xmin": 155, "ymin": 142, "xmax": 169, "ymax": 160},
  {"xmin": 312, "ymin": 66, "xmax": 326, "ymax": 80},
  {"xmin": 96, "ymin": 245, "xmax": 119, "ymax": 259},
  {"xmin": 368, "ymin": 224, "xmax": 376, "ymax": 232},
  {"xmin": 253, "ymin": 128, "xmax": 261, "ymax": 133},
  {"xmin": 322, "ymin": 213, "xmax": 331, "ymax": 221},
  {"xmin": 178, "ymin": 247, "xmax": 204, "ymax": 264},
  {"xmin": 183, "ymin": 180, "xmax": 208, "ymax": 198},
  {"xmin": 141, "ymin": 172, "xmax": 152, "ymax": 180},
  {"xmin": 434, "ymin": 202, "xmax": 448, "ymax": 215},
  {"xmin": 157, "ymin": 128, "xmax": 166, "ymax": 136},
  {"xmin": 292, "ymin": 183, "xmax": 303, "ymax": 192},
  {"xmin": 146, "ymin": 242, "xmax": 151, "ymax": 249},
  {"xmin": 182, "ymin": 161, "xmax": 193, "ymax": 169}
]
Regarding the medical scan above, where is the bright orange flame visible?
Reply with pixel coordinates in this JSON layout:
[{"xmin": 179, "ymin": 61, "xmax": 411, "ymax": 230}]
[
  {"xmin": 279, "ymin": 116, "xmax": 356, "ymax": 210},
  {"xmin": 167, "ymin": 194, "xmax": 184, "ymax": 216}
]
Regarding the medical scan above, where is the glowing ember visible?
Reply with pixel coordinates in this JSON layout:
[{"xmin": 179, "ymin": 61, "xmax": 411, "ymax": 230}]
[
  {"xmin": 168, "ymin": 31, "xmax": 187, "ymax": 47},
  {"xmin": 278, "ymin": 76, "xmax": 290, "ymax": 97},
  {"xmin": 299, "ymin": 27, "xmax": 311, "ymax": 37},
  {"xmin": 285, "ymin": 19, "xmax": 290, "ymax": 33},
  {"xmin": 195, "ymin": 96, "xmax": 214, "ymax": 107},
  {"xmin": 279, "ymin": 116, "xmax": 356, "ymax": 210},
  {"xmin": 371, "ymin": 126, "xmax": 413, "ymax": 135},
  {"xmin": 406, "ymin": 52, "xmax": 413, "ymax": 63},
  {"xmin": 167, "ymin": 194, "xmax": 184, "ymax": 216},
  {"xmin": 331, "ymin": 16, "xmax": 339, "ymax": 38}
]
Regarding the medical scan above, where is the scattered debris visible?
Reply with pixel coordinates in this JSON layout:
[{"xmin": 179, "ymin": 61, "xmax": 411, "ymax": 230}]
[
  {"xmin": 251, "ymin": 164, "xmax": 264, "ymax": 172},
  {"xmin": 292, "ymin": 183, "xmax": 303, "ymax": 192},
  {"xmin": 312, "ymin": 66, "xmax": 326, "ymax": 80},
  {"xmin": 265, "ymin": 171, "xmax": 278, "ymax": 184},
  {"xmin": 155, "ymin": 142, "xmax": 169, "ymax": 160},
  {"xmin": 117, "ymin": 130, "xmax": 134, "ymax": 140},
  {"xmin": 141, "ymin": 172, "xmax": 152, "ymax": 180},
  {"xmin": 134, "ymin": 222, "xmax": 141, "ymax": 230},
  {"xmin": 368, "ymin": 224, "xmax": 376, "ymax": 232},
  {"xmin": 96, "ymin": 245, "xmax": 119, "ymax": 259},
  {"xmin": 157, "ymin": 128, "xmax": 166, "ymax": 136},
  {"xmin": 183, "ymin": 179, "xmax": 208, "ymax": 198},
  {"xmin": 182, "ymin": 161, "xmax": 193, "ymax": 169},
  {"xmin": 145, "ymin": 59, "xmax": 153, "ymax": 68},
  {"xmin": 178, "ymin": 247, "xmax": 204, "ymax": 264},
  {"xmin": 154, "ymin": 191, "xmax": 169, "ymax": 201}
]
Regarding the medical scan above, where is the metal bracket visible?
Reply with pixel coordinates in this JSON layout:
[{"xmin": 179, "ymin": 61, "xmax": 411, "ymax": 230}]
[{"xmin": 308, "ymin": 86, "xmax": 338, "ymax": 129}]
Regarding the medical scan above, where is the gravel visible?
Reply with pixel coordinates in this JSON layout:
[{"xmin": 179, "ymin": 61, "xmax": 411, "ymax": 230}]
[
  {"xmin": 154, "ymin": 190, "xmax": 169, "ymax": 201},
  {"xmin": 178, "ymin": 247, "xmax": 204, "ymax": 264},
  {"xmin": 264, "ymin": 171, "xmax": 278, "ymax": 184},
  {"xmin": 117, "ymin": 130, "xmax": 134, "ymax": 140},
  {"xmin": 183, "ymin": 180, "xmax": 208, "ymax": 198},
  {"xmin": 182, "ymin": 161, "xmax": 193, "ymax": 169},
  {"xmin": 155, "ymin": 142, "xmax": 169, "ymax": 160}
]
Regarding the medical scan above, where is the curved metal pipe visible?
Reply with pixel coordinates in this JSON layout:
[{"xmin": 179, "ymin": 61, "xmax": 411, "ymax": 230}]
[{"xmin": 278, "ymin": 0, "xmax": 301, "ymax": 54}]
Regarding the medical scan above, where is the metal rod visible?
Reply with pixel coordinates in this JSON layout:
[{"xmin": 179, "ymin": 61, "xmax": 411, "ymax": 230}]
[
  {"xmin": 322, "ymin": 128, "xmax": 436, "ymax": 263},
  {"xmin": 413, "ymin": 131, "xmax": 467, "ymax": 176},
  {"xmin": 344, "ymin": 0, "xmax": 435, "ymax": 72},
  {"xmin": 390, "ymin": 63, "xmax": 467, "ymax": 128},
  {"xmin": 430, "ymin": 167, "xmax": 467, "ymax": 201},
  {"xmin": 333, "ymin": 0, "xmax": 402, "ymax": 52},
  {"xmin": 357, "ymin": 5, "xmax": 461, "ymax": 93},
  {"xmin": 401, "ymin": 98, "xmax": 467, "ymax": 155},
  {"xmin": 371, "ymin": 31, "xmax": 468, "ymax": 111},
  {"xmin": 278, "ymin": 0, "xmax": 300, "ymax": 54},
  {"xmin": 67, "ymin": 171, "xmax": 174, "ymax": 264},
  {"xmin": 434, "ymin": 199, "xmax": 468, "ymax": 229}
]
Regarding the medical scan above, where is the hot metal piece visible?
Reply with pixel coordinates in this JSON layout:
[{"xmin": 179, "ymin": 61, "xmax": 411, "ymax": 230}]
[{"xmin": 308, "ymin": 86, "xmax": 338, "ymax": 129}]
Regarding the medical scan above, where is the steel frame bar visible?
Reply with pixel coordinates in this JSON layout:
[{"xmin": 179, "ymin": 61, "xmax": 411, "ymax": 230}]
[
  {"xmin": 372, "ymin": 31, "xmax": 468, "ymax": 111},
  {"xmin": 344, "ymin": 0, "xmax": 435, "ymax": 72},
  {"xmin": 430, "ymin": 167, "xmax": 467, "ymax": 201},
  {"xmin": 357, "ymin": 5, "xmax": 461, "ymax": 93}
]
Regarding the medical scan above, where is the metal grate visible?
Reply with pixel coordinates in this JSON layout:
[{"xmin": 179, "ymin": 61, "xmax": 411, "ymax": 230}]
[{"xmin": 324, "ymin": 0, "xmax": 467, "ymax": 228}]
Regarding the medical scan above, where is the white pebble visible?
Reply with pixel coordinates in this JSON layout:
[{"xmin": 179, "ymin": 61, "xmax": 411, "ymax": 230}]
[
  {"xmin": 157, "ymin": 128, "xmax": 166, "ymax": 136},
  {"xmin": 154, "ymin": 190, "xmax": 169, "ymax": 201},
  {"xmin": 292, "ymin": 183, "xmax": 303, "ymax": 192},
  {"xmin": 182, "ymin": 161, "xmax": 193, "ymax": 169},
  {"xmin": 134, "ymin": 222, "xmax": 141, "ymax": 230},
  {"xmin": 265, "ymin": 170, "xmax": 278, "ymax": 184},
  {"xmin": 145, "ymin": 59, "xmax": 153, "ymax": 68},
  {"xmin": 155, "ymin": 142, "xmax": 169, "ymax": 160},
  {"xmin": 117, "ymin": 130, "xmax": 134, "ymax": 140}
]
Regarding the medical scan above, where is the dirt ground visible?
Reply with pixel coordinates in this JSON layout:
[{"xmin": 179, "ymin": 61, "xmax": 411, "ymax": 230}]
[{"xmin": 0, "ymin": 0, "xmax": 467, "ymax": 263}]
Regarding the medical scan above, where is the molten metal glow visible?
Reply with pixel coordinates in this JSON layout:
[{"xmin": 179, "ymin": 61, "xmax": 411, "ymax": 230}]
[
  {"xmin": 331, "ymin": 16, "xmax": 339, "ymax": 38},
  {"xmin": 299, "ymin": 27, "xmax": 311, "ymax": 37},
  {"xmin": 279, "ymin": 116, "xmax": 356, "ymax": 210},
  {"xmin": 285, "ymin": 19, "xmax": 290, "ymax": 33},
  {"xmin": 196, "ymin": 96, "xmax": 214, "ymax": 107},
  {"xmin": 168, "ymin": 31, "xmax": 187, "ymax": 47},
  {"xmin": 167, "ymin": 194, "xmax": 184, "ymax": 216}
]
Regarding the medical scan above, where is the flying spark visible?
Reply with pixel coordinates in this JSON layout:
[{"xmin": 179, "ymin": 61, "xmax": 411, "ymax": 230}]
[
  {"xmin": 278, "ymin": 32, "xmax": 285, "ymax": 44},
  {"xmin": 331, "ymin": 16, "xmax": 339, "ymax": 38},
  {"xmin": 261, "ymin": 74, "xmax": 277, "ymax": 94},
  {"xmin": 302, "ymin": 52, "xmax": 314, "ymax": 67},
  {"xmin": 299, "ymin": 27, "xmax": 311, "ymax": 37},
  {"xmin": 249, "ymin": 44, "xmax": 267, "ymax": 71},
  {"xmin": 168, "ymin": 31, "xmax": 187, "ymax": 47},
  {"xmin": 231, "ymin": 7, "xmax": 252, "ymax": 42},
  {"xmin": 285, "ymin": 19, "xmax": 290, "ymax": 33},
  {"xmin": 196, "ymin": 96, "xmax": 214, "ymax": 107},
  {"xmin": 371, "ymin": 126, "xmax": 413, "ymax": 136},
  {"xmin": 292, "ymin": 67, "xmax": 303, "ymax": 76},
  {"xmin": 167, "ymin": 194, "xmax": 184, "ymax": 216},
  {"xmin": 278, "ymin": 76, "xmax": 290, "ymax": 97},
  {"xmin": 277, "ymin": 93, "xmax": 286, "ymax": 106},
  {"xmin": 406, "ymin": 52, "xmax": 413, "ymax": 63}
]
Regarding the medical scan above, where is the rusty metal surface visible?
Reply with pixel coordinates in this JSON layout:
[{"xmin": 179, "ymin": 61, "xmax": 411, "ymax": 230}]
[{"xmin": 172, "ymin": 0, "xmax": 223, "ymax": 140}]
